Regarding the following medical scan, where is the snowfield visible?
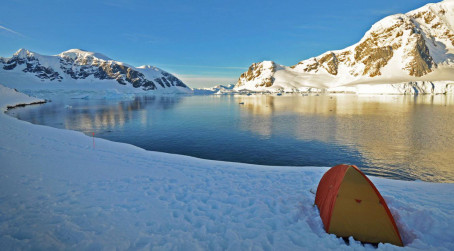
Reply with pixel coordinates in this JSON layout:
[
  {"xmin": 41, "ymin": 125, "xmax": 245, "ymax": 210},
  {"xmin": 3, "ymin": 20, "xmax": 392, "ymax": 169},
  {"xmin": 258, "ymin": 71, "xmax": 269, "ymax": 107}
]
[{"xmin": 0, "ymin": 84, "xmax": 453, "ymax": 250}]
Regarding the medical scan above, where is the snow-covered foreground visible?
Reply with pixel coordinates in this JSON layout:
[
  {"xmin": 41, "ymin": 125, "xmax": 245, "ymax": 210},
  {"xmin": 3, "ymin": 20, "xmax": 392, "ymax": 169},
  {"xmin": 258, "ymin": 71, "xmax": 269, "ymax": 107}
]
[{"xmin": 0, "ymin": 85, "xmax": 453, "ymax": 250}]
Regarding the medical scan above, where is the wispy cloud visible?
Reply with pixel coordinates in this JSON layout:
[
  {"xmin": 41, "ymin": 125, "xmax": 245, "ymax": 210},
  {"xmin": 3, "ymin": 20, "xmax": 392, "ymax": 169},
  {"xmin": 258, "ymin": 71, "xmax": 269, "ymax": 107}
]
[{"xmin": 0, "ymin": 25, "xmax": 25, "ymax": 38}]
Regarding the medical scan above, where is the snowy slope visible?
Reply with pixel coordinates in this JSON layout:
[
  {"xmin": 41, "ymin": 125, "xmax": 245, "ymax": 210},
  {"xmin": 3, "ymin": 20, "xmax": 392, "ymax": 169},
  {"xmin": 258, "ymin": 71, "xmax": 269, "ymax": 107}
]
[
  {"xmin": 1, "ymin": 84, "xmax": 454, "ymax": 249},
  {"xmin": 0, "ymin": 49, "xmax": 192, "ymax": 94},
  {"xmin": 193, "ymin": 84, "xmax": 236, "ymax": 95},
  {"xmin": 235, "ymin": 0, "xmax": 454, "ymax": 94}
]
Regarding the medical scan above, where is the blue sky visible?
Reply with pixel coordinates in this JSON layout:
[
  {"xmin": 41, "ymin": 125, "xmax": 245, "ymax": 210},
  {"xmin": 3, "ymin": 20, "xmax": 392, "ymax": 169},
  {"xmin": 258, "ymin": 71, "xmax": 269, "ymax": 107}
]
[{"xmin": 0, "ymin": 0, "xmax": 437, "ymax": 88}]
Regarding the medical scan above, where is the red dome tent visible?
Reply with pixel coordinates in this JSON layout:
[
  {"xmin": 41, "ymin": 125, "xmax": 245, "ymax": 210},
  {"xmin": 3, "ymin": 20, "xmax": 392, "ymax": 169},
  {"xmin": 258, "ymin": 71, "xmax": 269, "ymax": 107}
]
[{"xmin": 315, "ymin": 164, "xmax": 403, "ymax": 246}]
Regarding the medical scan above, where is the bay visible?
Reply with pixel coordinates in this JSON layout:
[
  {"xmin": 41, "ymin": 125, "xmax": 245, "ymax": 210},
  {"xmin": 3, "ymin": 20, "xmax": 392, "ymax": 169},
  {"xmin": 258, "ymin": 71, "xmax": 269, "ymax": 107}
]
[{"xmin": 8, "ymin": 93, "xmax": 454, "ymax": 183}]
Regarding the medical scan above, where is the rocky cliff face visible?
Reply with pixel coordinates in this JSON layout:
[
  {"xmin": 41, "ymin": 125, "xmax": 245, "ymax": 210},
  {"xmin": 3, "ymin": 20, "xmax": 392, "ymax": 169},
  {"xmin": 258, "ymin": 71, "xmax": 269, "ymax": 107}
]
[
  {"xmin": 237, "ymin": 61, "xmax": 276, "ymax": 88},
  {"xmin": 0, "ymin": 49, "xmax": 189, "ymax": 92},
  {"xmin": 235, "ymin": 0, "xmax": 454, "ymax": 94},
  {"xmin": 1, "ymin": 49, "xmax": 63, "ymax": 81}
]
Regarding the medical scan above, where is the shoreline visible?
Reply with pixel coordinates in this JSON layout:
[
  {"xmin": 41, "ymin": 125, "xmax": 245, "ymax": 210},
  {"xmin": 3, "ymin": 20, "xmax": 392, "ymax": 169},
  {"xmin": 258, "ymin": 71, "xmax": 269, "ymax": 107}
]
[
  {"xmin": 1, "ymin": 84, "xmax": 454, "ymax": 249},
  {"xmin": 6, "ymin": 90, "xmax": 454, "ymax": 183},
  {"xmin": 6, "ymin": 100, "xmax": 47, "ymax": 110}
]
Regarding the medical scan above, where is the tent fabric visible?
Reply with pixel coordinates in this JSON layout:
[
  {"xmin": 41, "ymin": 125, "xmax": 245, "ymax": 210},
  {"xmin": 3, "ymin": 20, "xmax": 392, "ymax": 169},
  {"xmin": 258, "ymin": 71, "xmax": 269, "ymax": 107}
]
[
  {"xmin": 314, "ymin": 164, "xmax": 350, "ymax": 230},
  {"xmin": 315, "ymin": 164, "xmax": 403, "ymax": 246}
]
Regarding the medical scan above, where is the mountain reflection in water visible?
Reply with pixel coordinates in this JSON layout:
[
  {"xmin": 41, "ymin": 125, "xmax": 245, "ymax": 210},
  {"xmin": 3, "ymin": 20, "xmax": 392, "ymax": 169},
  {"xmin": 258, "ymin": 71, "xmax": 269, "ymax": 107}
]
[
  {"xmin": 8, "ymin": 94, "xmax": 454, "ymax": 183},
  {"xmin": 237, "ymin": 95, "xmax": 454, "ymax": 181}
]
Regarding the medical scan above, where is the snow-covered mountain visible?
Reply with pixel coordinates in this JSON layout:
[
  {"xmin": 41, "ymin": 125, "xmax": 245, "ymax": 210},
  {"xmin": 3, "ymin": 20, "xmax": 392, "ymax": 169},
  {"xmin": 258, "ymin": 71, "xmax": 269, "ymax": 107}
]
[
  {"xmin": 0, "ymin": 48, "xmax": 191, "ymax": 93},
  {"xmin": 193, "ymin": 84, "xmax": 236, "ymax": 95},
  {"xmin": 235, "ymin": 0, "xmax": 454, "ymax": 94}
]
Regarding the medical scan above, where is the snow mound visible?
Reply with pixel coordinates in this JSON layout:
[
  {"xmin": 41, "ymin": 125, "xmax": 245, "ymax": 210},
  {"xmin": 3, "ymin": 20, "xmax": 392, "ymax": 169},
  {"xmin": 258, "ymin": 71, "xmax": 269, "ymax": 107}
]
[{"xmin": 0, "ymin": 85, "xmax": 45, "ymax": 112}]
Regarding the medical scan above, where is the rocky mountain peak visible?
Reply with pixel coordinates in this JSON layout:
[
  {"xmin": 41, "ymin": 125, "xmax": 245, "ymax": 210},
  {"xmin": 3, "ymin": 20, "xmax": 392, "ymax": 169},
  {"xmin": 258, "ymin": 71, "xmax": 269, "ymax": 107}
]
[
  {"xmin": 235, "ymin": 0, "xmax": 454, "ymax": 93},
  {"xmin": 236, "ymin": 61, "xmax": 277, "ymax": 89},
  {"xmin": 0, "ymin": 49, "xmax": 190, "ymax": 92},
  {"xmin": 13, "ymin": 48, "xmax": 33, "ymax": 58}
]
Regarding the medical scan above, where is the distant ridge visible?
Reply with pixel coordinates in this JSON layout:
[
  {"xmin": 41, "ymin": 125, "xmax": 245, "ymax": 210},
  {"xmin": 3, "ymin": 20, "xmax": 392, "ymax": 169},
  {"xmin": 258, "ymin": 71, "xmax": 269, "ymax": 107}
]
[{"xmin": 0, "ymin": 48, "xmax": 191, "ymax": 93}]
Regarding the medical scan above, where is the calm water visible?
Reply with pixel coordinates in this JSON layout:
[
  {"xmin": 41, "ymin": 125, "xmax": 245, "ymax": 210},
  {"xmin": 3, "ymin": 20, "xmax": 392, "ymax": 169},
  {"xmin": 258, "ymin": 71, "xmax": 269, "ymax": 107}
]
[{"xmin": 8, "ymin": 94, "xmax": 454, "ymax": 183}]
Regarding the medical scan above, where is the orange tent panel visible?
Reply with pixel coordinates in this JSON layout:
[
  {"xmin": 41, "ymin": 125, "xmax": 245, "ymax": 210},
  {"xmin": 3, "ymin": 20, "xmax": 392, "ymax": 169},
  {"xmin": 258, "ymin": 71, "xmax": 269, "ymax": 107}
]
[{"xmin": 315, "ymin": 164, "xmax": 403, "ymax": 246}]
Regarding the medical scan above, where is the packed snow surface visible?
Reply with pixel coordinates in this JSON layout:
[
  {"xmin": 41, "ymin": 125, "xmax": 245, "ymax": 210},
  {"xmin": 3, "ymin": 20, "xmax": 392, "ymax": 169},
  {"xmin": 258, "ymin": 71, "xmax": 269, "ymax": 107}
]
[{"xmin": 1, "ymin": 84, "xmax": 454, "ymax": 250}]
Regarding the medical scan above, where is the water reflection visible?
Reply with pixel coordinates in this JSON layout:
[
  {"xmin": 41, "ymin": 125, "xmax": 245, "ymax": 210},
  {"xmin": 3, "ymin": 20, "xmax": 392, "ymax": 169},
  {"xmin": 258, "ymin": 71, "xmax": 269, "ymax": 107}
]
[
  {"xmin": 236, "ymin": 94, "xmax": 454, "ymax": 116},
  {"xmin": 8, "ymin": 94, "xmax": 454, "ymax": 183},
  {"xmin": 236, "ymin": 94, "xmax": 454, "ymax": 182},
  {"xmin": 14, "ymin": 96, "xmax": 184, "ymax": 134}
]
